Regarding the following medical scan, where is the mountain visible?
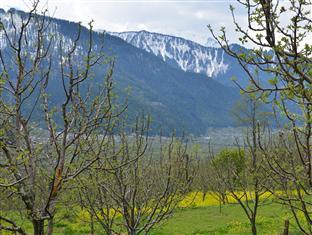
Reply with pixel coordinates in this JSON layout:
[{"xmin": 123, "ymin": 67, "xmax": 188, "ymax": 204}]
[
  {"xmin": 110, "ymin": 31, "xmax": 228, "ymax": 78},
  {"xmin": 205, "ymin": 37, "xmax": 219, "ymax": 48},
  {"xmin": 109, "ymin": 30, "xmax": 249, "ymax": 87},
  {"xmin": 0, "ymin": 9, "xmax": 241, "ymax": 135}
]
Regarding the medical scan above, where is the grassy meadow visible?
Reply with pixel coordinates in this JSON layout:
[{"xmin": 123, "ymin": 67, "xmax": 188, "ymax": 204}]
[{"xmin": 1, "ymin": 192, "xmax": 303, "ymax": 235}]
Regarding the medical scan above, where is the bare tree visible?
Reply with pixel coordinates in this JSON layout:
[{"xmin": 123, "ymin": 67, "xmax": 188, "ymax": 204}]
[
  {"xmin": 210, "ymin": 96, "xmax": 271, "ymax": 235},
  {"xmin": 195, "ymin": 145, "xmax": 228, "ymax": 213},
  {"xmin": 0, "ymin": 2, "xmax": 122, "ymax": 234},
  {"xmin": 77, "ymin": 119, "xmax": 196, "ymax": 235},
  {"xmin": 258, "ymin": 126, "xmax": 312, "ymax": 234},
  {"xmin": 208, "ymin": 0, "xmax": 311, "ymax": 233}
]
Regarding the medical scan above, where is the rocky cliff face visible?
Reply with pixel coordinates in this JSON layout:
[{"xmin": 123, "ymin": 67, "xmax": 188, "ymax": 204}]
[{"xmin": 110, "ymin": 30, "xmax": 229, "ymax": 78}]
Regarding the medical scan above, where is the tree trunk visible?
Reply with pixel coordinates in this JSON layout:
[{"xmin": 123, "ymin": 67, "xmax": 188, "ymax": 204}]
[
  {"xmin": 47, "ymin": 218, "xmax": 53, "ymax": 235},
  {"xmin": 219, "ymin": 200, "xmax": 222, "ymax": 214},
  {"xmin": 251, "ymin": 221, "xmax": 257, "ymax": 235},
  {"xmin": 221, "ymin": 193, "xmax": 227, "ymax": 204},
  {"xmin": 90, "ymin": 214, "xmax": 94, "ymax": 235},
  {"xmin": 202, "ymin": 192, "xmax": 206, "ymax": 202},
  {"xmin": 128, "ymin": 228, "xmax": 136, "ymax": 235},
  {"xmin": 32, "ymin": 219, "xmax": 44, "ymax": 235},
  {"xmin": 283, "ymin": 219, "xmax": 289, "ymax": 235}
]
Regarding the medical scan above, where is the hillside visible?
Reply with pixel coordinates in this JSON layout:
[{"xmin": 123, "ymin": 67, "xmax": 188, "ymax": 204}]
[
  {"xmin": 110, "ymin": 30, "xmax": 250, "ymax": 88},
  {"xmin": 0, "ymin": 9, "xmax": 241, "ymax": 135}
]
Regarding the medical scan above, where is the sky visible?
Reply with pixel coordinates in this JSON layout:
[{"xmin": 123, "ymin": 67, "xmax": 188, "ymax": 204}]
[{"xmin": 0, "ymin": 0, "xmax": 249, "ymax": 45}]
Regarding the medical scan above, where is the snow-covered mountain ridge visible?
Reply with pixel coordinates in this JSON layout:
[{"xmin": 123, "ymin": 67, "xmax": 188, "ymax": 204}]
[{"xmin": 109, "ymin": 30, "xmax": 228, "ymax": 78}]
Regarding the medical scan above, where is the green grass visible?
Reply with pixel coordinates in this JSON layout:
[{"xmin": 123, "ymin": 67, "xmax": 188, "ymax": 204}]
[
  {"xmin": 1, "ymin": 203, "xmax": 303, "ymax": 234},
  {"xmin": 150, "ymin": 203, "xmax": 301, "ymax": 235}
]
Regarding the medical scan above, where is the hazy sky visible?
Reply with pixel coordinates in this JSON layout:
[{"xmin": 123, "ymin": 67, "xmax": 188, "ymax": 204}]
[{"xmin": 0, "ymin": 0, "xmax": 248, "ymax": 45}]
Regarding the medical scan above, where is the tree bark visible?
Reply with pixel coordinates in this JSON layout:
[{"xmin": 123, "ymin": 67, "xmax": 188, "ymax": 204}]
[
  {"xmin": 32, "ymin": 219, "xmax": 44, "ymax": 235},
  {"xmin": 219, "ymin": 200, "xmax": 222, "ymax": 214},
  {"xmin": 202, "ymin": 192, "xmax": 206, "ymax": 202},
  {"xmin": 283, "ymin": 219, "xmax": 289, "ymax": 235},
  {"xmin": 128, "ymin": 228, "xmax": 136, "ymax": 235},
  {"xmin": 251, "ymin": 221, "xmax": 257, "ymax": 235},
  {"xmin": 47, "ymin": 218, "xmax": 53, "ymax": 235},
  {"xmin": 90, "ymin": 214, "xmax": 94, "ymax": 235}
]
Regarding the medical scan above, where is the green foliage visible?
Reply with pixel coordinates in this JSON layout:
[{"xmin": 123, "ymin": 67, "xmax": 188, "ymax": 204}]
[
  {"xmin": 212, "ymin": 148, "xmax": 245, "ymax": 177},
  {"xmin": 268, "ymin": 77, "xmax": 278, "ymax": 86},
  {"xmin": 1, "ymin": 201, "xmax": 304, "ymax": 235}
]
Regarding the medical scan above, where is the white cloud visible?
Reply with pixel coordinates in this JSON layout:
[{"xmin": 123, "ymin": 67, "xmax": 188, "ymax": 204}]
[{"xmin": 0, "ymin": 0, "xmax": 248, "ymax": 45}]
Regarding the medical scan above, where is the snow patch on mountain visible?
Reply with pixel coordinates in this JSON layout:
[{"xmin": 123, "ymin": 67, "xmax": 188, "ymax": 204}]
[
  {"xmin": 0, "ymin": 9, "xmax": 90, "ymax": 65},
  {"xmin": 110, "ymin": 30, "xmax": 228, "ymax": 78}
]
